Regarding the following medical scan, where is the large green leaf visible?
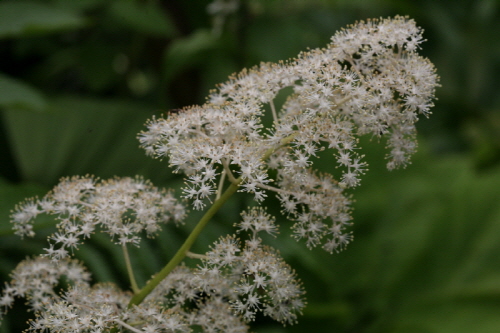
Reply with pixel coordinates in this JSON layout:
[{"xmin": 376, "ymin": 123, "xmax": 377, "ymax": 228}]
[
  {"xmin": 163, "ymin": 29, "xmax": 219, "ymax": 82},
  {"xmin": 0, "ymin": 1, "xmax": 86, "ymax": 38},
  {"xmin": 290, "ymin": 143, "xmax": 500, "ymax": 333},
  {"xmin": 2, "ymin": 95, "xmax": 175, "ymax": 186},
  {"xmin": 0, "ymin": 74, "xmax": 46, "ymax": 111}
]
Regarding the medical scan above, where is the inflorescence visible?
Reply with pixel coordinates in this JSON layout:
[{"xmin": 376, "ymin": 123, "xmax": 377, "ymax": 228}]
[{"xmin": 1, "ymin": 16, "xmax": 438, "ymax": 332}]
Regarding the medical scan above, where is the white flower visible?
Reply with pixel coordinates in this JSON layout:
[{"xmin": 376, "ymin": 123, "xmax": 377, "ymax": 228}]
[
  {"xmin": 139, "ymin": 15, "xmax": 438, "ymax": 252},
  {"xmin": 11, "ymin": 176, "xmax": 186, "ymax": 260},
  {"xmin": 2, "ymin": 16, "xmax": 439, "ymax": 332}
]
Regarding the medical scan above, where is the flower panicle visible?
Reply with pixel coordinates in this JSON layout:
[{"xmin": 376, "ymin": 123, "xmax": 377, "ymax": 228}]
[
  {"xmin": 139, "ymin": 15, "xmax": 438, "ymax": 253},
  {"xmin": 10, "ymin": 175, "xmax": 186, "ymax": 261},
  {"xmin": 2, "ymin": 16, "xmax": 438, "ymax": 332}
]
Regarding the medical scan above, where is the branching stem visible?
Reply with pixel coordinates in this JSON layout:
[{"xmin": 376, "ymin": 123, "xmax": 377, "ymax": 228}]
[
  {"xmin": 127, "ymin": 131, "xmax": 297, "ymax": 308},
  {"xmin": 127, "ymin": 179, "xmax": 241, "ymax": 307},
  {"xmin": 115, "ymin": 319, "xmax": 142, "ymax": 333},
  {"xmin": 270, "ymin": 100, "xmax": 278, "ymax": 123}
]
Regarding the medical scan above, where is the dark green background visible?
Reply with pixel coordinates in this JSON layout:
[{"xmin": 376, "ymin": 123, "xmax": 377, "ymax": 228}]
[{"xmin": 1, "ymin": 0, "xmax": 500, "ymax": 332}]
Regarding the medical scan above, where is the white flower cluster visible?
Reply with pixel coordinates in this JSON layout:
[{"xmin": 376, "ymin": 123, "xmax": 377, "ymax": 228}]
[
  {"xmin": 0, "ymin": 258, "xmax": 90, "ymax": 316},
  {"xmin": 139, "ymin": 15, "xmax": 439, "ymax": 252},
  {"xmin": 0, "ymin": 257, "xmax": 189, "ymax": 332},
  {"xmin": 3, "ymin": 183, "xmax": 304, "ymax": 332},
  {"xmin": 0, "ymin": 209, "xmax": 301, "ymax": 332},
  {"xmin": 149, "ymin": 207, "xmax": 304, "ymax": 327},
  {"xmin": 0, "ymin": 16, "xmax": 439, "ymax": 333},
  {"xmin": 11, "ymin": 176, "xmax": 186, "ymax": 260},
  {"xmin": 199, "ymin": 207, "xmax": 304, "ymax": 325}
]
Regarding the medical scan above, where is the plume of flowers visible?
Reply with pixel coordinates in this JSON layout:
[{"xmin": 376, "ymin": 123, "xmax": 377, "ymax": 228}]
[
  {"xmin": 139, "ymin": 15, "xmax": 439, "ymax": 252},
  {"xmin": 1, "ymin": 16, "xmax": 438, "ymax": 332},
  {"xmin": 10, "ymin": 176, "xmax": 186, "ymax": 261}
]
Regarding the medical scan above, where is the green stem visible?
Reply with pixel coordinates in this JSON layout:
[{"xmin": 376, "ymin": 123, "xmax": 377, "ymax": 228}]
[
  {"xmin": 122, "ymin": 244, "xmax": 140, "ymax": 294},
  {"xmin": 263, "ymin": 132, "xmax": 297, "ymax": 160},
  {"xmin": 127, "ymin": 180, "xmax": 241, "ymax": 307},
  {"xmin": 126, "ymin": 132, "xmax": 296, "ymax": 309}
]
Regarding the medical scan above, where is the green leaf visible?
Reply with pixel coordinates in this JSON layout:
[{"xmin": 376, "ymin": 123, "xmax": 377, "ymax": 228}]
[
  {"xmin": 0, "ymin": 74, "xmax": 46, "ymax": 111},
  {"xmin": 0, "ymin": 1, "xmax": 86, "ymax": 38},
  {"xmin": 2, "ymin": 95, "xmax": 175, "ymax": 186},
  {"xmin": 163, "ymin": 29, "xmax": 219, "ymax": 82},
  {"xmin": 109, "ymin": 0, "xmax": 178, "ymax": 38},
  {"xmin": 297, "ymin": 143, "xmax": 500, "ymax": 332}
]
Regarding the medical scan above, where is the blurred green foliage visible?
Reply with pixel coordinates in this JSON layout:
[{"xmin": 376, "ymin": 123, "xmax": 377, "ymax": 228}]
[{"xmin": 1, "ymin": 0, "xmax": 500, "ymax": 332}]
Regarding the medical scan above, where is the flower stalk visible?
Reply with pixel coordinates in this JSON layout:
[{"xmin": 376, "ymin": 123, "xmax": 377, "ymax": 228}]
[{"xmin": 128, "ymin": 179, "xmax": 242, "ymax": 307}]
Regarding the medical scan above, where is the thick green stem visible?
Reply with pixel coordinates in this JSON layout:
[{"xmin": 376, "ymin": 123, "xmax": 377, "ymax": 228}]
[{"xmin": 127, "ymin": 180, "xmax": 241, "ymax": 307}]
